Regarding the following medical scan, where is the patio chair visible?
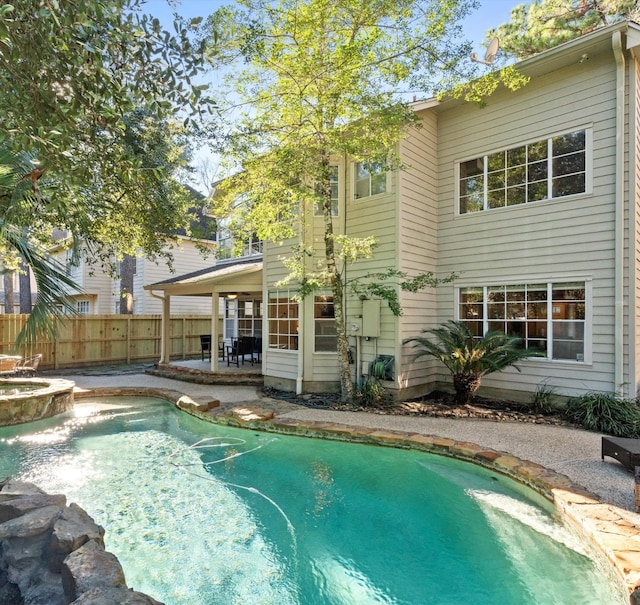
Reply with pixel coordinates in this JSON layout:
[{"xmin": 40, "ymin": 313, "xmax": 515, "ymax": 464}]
[
  {"xmin": 200, "ymin": 335, "xmax": 212, "ymax": 361},
  {"xmin": 227, "ymin": 336, "xmax": 256, "ymax": 367},
  {"xmin": 15, "ymin": 354, "xmax": 41, "ymax": 377},
  {"xmin": 0, "ymin": 355, "xmax": 22, "ymax": 376}
]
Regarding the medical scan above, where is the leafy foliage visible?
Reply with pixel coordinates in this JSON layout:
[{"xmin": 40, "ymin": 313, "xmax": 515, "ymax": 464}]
[
  {"xmin": 404, "ymin": 320, "xmax": 537, "ymax": 403},
  {"xmin": 206, "ymin": 0, "xmax": 480, "ymax": 400},
  {"xmin": 529, "ymin": 379, "xmax": 559, "ymax": 414},
  {"xmin": 487, "ymin": 0, "xmax": 639, "ymax": 61},
  {"xmin": 0, "ymin": 147, "xmax": 81, "ymax": 346},
  {"xmin": 0, "ymin": 1, "xmax": 218, "ymax": 344},
  {"xmin": 565, "ymin": 391, "xmax": 640, "ymax": 437}
]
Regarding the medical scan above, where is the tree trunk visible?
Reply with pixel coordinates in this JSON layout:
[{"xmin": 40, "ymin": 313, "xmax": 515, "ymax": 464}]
[
  {"xmin": 453, "ymin": 373, "xmax": 481, "ymax": 404},
  {"xmin": 319, "ymin": 153, "xmax": 353, "ymax": 402},
  {"xmin": 3, "ymin": 273, "xmax": 14, "ymax": 314},
  {"xmin": 19, "ymin": 258, "xmax": 32, "ymax": 313},
  {"xmin": 119, "ymin": 254, "xmax": 136, "ymax": 314}
]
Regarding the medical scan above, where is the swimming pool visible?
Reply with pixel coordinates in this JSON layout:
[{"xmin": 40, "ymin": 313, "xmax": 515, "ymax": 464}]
[{"xmin": 0, "ymin": 396, "xmax": 625, "ymax": 604}]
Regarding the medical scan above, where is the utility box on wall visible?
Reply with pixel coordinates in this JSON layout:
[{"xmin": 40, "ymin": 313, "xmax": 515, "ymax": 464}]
[{"xmin": 362, "ymin": 299, "xmax": 380, "ymax": 338}]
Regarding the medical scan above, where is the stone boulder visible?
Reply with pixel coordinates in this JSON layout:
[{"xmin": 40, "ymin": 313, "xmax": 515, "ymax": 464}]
[{"xmin": 0, "ymin": 479, "xmax": 163, "ymax": 605}]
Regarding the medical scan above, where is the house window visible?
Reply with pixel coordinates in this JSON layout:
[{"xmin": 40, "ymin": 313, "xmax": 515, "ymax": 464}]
[
  {"xmin": 459, "ymin": 129, "xmax": 587, "ymax": 213},
  {"xmin": 314, "ymin": 295, "xmax": 336, "ymax": 352},
  {"xmin": 459, "ymin": 281, "xmax": 587, "ymax": 362},
  {"xmin": 314, "ymin": 165, "xmax": 339, "ymax": 217},
  {"xmin": 354, "ymin": 162, "xmax": 386, "ymax": 199},
  {"xmin": 268, "ymin": 290, "xmax": 299, "ymax": 350},
  {"xmin": 238, "ymin": 299, "xmax": 263, "ymax": 338},
  {"xmin": 76, "ymin": 300, "xmax": 90, "ymax": 315}
]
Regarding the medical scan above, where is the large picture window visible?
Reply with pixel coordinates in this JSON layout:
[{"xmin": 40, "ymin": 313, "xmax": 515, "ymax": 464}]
[
  {"xmin": 268, "ymin": 290, "xmax": 299, "ymax": 350},
  {"xmin": 314, "ymin": 295, "xmax": 336, "ymax": 352},
  {"xmin": 354, "ymin": 162, "xmax": 386, "ymax": 199},
  {"xmin": 459, "ymin": 129, "xmax": 587, "ymax": 213},
  {"xmin": 314, "ymin": 165, "xmax": 339, "ymax": 217},
  {"xmin": 459, "ymin": 281, "xmax": 587, "ymax": 362}
]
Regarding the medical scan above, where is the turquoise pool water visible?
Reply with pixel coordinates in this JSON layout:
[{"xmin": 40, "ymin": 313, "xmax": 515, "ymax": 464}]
[{"xmin": 0, "ymin": 397, "xmax": 625, "ymax": 604}]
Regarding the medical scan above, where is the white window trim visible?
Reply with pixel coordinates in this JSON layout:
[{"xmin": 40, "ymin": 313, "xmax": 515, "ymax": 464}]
[
  {"xmin": 313, "ymin": 294, "xmax": 337, "ymax": 353},
  {"xmin": 352, "ymin": 161, "xmax": 389, "ymax": 201},
  {"xmin": 314, "ymin": 164, "xmax": 340, "ymax": 217},
  {"xmin": 455, "ymin": 126, "xmax": 593, "ymax": 216},
  {"xmin": 455, "ymin": 276, "xmax": 592, "ymax": 364}
]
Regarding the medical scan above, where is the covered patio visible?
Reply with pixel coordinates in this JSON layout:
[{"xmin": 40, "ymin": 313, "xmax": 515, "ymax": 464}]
[{"xmin": 144, "ymin": 257, "xmax": 264, "ymax": 373}]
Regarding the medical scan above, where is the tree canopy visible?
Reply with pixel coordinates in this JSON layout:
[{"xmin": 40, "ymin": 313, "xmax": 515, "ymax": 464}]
[
  {"xmin": 0, "ymin": 0, "xmax": 218, "ymax": 342},
  {"xmin": 487, "ymin": 0, "xmax": 639, "ymax": 60},
  {"xmin": 205, "ymin": 0, "xmax": 482, "ymax": 399}
]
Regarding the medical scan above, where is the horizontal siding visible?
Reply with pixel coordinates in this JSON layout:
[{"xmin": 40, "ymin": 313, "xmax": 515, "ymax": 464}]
[
  {"xmin": 139, "ymin": 242, "xmax": 215, "ymax": 314},
  {"xmin": 408, "ymin": 50, "xmax": 621, "ymax": 396},
  {"xmin": 264, "ymin": 349, "xmax": 298, "ymax": 379}
]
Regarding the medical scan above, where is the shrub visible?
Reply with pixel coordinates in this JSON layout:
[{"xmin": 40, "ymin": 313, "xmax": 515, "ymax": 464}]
[
  {"xmin": 403, "ymin": 321, "xmax": 539, "ymax": 404},
  {"xmin": 565, "ymin": 392, "xmax": 640, "ymax": 437},
  {"xmin": 529, "ymin": 380, "xmax": 559, "ymax": 415},
  {"xmin": 355, "ymin": 376, "xmax": 390, "ymax": 408}
]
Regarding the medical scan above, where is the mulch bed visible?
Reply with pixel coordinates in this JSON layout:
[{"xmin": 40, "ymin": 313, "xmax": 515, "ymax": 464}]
[{"xmin": 262, "ymin": 387, "xmax": 571, "ymax": 426}]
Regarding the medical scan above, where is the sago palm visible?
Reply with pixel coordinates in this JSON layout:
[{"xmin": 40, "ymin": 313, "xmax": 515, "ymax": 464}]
[{"xmin": 404, "ymin": 320, "xmax": 537, "ymax": 404}]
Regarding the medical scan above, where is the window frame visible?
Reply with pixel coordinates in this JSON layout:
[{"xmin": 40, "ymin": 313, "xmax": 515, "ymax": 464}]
[
  {"xmin": 456, "ymin": 127, "xmax": 592, "ymax": 215},
  {"xmin": 267, "ymin": 290, "xmax": 299, "ymax": 351},
  {"xmin": 313, "ymin": 294, "xmax": 337, "ymax": 352},
  {"xmin": 76, "ymin": 300, "xmax": 90, "ymax": 315},
  {"xmin": 314, "ymin": 165, "xmax": 340, "ymax": 217},
  {"xmin": 456, "ymin": 278, "xmax": 591, "ymax": 364},
  {"xmin": 353, "ymin": 161, "xmax": 388, "ymax": 200}
]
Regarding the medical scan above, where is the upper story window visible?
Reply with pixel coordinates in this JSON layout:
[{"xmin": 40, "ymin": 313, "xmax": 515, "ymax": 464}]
[
  {"xmin": 458, "ymin": 281, "xmax": 587, "ymax": 362},
  {"xmin": 354, "ymin": 162, "xmax": 386, "ymax": 199},
  {"xmin": 314, "ymin": 165, "xmax": 339, "ymax": 217},
  {"xmin": 459, "ymin": 129, "xmax": 588, "ymax": 214}
]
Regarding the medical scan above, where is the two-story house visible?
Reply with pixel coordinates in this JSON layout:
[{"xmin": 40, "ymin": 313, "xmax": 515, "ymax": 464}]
[
  {"xmin": 48, "ymin": 197, "xmax": 217, "ymax": 316},
  {"xmin": 147, "ymin": 21, "xmax": 640, "ymax": 402}
]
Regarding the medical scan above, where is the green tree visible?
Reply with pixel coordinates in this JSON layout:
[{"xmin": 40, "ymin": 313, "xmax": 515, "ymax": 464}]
[
  {"xmin": 0, "ymin": 0, "xmax": 219, "ymax": 343},
  {"xmin": 404, "ymin": 321, "xmax": 538, "ymax": 404},
  {"xmin": 205, "ymin": 0, "xmax": 488, "ymax": 401},
  {"xmin": 487, "ymin": 0, "xmax": 639, "ymax": 60}
]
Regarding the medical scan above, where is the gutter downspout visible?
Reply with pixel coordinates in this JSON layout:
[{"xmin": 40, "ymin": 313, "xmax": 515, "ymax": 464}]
[
  {"xmin": 296, "ymin": 202, "xmax": 305, "ymax": 395},
  {"xmin": 613, "ymin": 31, "xmax": 625, "ymax": 395},
  {"xmin": 148, "ymin": 290, "xmax": 170, "ymax": 365}
]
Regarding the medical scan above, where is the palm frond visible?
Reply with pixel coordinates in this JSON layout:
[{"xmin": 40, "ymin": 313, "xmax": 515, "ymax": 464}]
[{"xmin": 0, "ymin": 222, "xmax": 82, "ymax": 347}]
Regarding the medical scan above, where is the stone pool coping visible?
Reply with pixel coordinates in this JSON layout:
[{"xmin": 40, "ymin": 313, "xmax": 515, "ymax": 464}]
[{"xmin": 74, "ymin": 386, "xmax": 640, "ymax": 603}]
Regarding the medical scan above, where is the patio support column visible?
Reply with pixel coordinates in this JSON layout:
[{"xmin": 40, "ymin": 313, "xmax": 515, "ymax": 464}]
[
  {"xmin": 211, "ymin": 288, "xmax": 219, "ymax": 371},
  {"xmin": 160, "ymin": 294, "xmax": 171, "ymax": 364}
]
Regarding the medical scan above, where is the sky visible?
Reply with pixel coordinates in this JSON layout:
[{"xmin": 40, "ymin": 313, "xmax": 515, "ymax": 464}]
[
  {"xmin": 144, "ymin": 0, "xmax": 521, "ymax": 56},
  {"xmin": 141, "ymin": 0, "xmax": 523, "ymax": 187}
]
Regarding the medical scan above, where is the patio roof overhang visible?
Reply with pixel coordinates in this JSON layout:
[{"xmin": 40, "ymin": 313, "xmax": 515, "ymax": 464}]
[{"xmin": 144, "ymin": 257, "xmax": 263, "ymax": 297}]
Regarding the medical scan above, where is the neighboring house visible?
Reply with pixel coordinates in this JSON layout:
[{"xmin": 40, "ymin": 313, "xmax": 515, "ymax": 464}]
[
  {"xmin": 147, "ymin": 22, "xmax": 640, "ymax": 401},
  {"xmin": 48, "ymin": 218, "xmax": 217, "ymax": 316}
]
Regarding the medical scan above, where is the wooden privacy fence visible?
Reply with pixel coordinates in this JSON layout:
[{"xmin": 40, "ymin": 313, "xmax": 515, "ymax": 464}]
[{"xmin": 0, "ymin": 315, "xmax": 214, "ymax": 370}]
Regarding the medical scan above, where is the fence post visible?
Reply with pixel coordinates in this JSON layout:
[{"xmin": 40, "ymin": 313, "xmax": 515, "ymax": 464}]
[{"xmin": 126, "ymin": 316, "xmax": 131, "ymax": 365}]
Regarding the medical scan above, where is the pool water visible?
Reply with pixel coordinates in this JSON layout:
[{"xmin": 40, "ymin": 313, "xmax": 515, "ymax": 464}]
[{"xmin": 0, "ymin": 397, "xmax": 625, "ymax": 604}]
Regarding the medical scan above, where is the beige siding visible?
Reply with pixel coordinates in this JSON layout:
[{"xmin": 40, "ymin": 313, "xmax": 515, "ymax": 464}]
[
  {"xmin": 633, "ymin": 57, "xmax": 640, "ymax": 395},
  {"xmin": 432, "ymin": 52, "xmax": 619, "ymax": 397},
  {"xmin": 263, "ymin": 239, "xmax": 300, "ymax": 382},
  {"xmin": 343, "ymin": 159, "xmax": 399, "ymax": 384},
  {"xmin": 138, "ymin": 241, "xmax": 215, "ymax": 314},
  {"xmin": 397, "ymin": 114, "xmax": 440, "ymax": 387}
]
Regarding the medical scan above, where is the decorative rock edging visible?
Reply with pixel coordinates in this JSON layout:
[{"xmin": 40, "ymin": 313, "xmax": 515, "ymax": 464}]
[
  {"xmin": 0, "ymin": 479, "xmax": 161, "ymax": 605},
  {"xmin": 148, "ymin": 363, "xmax": 263, "ymax": 386},
  {"xmin": 0, "ymin": 378, "xmax": 75, "ymax": 427},
  {"xmin": 75, "ymin": 386, "xmax": 640, "ymax": 602}
]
